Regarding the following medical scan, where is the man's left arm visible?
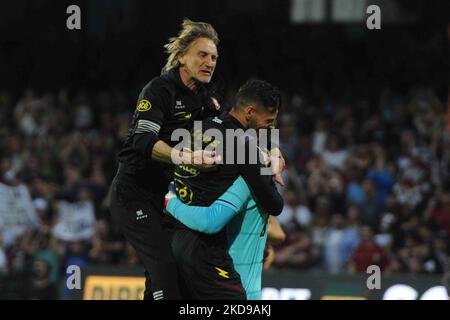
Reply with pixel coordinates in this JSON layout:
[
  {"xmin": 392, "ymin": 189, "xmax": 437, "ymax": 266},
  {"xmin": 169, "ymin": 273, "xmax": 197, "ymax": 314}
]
[{"xmin": 166, "ymin": 176, "xmax": 251, "ymax": 234}]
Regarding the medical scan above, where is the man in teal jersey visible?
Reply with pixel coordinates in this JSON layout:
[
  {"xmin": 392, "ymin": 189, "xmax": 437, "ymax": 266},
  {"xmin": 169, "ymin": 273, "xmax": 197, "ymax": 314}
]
[
  {"xmin": 165, "ymin": 175, "xmax": 285, "ymax": 299},
  {"xmin": 165, "ymin": 79, "xmax": 285, "ymax": 299}
]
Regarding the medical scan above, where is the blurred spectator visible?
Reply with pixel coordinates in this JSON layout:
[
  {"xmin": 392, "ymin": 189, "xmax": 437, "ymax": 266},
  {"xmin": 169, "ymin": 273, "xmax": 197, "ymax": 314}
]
[
  {"xmin": 61, "ymin": 240, "xmax": 90, "ymax": 300},
  {"xmin": 431, "ymin": 237, "xmax": 449, "ymax": 274},
  {"xmin": 359, "ymin": 179, "xmax": 382, "ymax": 230},
  {"xmin": 7, "ymin": 229, "xmax": 37, "ymax": 275},
  {"xmin": 278, "ymin": 190, "xmax": 312, "ymax": 232},
  {"xmin": 424, "ymin": 187, "xmax": 450, "ymax": 238},
  {"xmin": 348, "ymin": 226, "xmax": 389, "ymax": 273},
  {"xmin": 346, "ymin": 204, "xmax": 361, "ymax": 230},
  {"xmin": 52, "ymin": 188, "xmax": 96, "ymax": 242},
  {"xmin": 310, "ymin": 197, "xmax": 331, "ymax": 250},
  {"xmin": 0, "ymin": 233, "xmax": 7, "ymax": 274},
  {"xmin": 366, "ymin": 144, "xmax": 396, "ymax": 207},
  {"xmin": 28, "ymin": 259, "xmax": 58, "ymax": 300},
  {"xmin": 323, "ymin": 214, "xmax": 360, "ymax": 274},
  {"xmin": 312, "ymin": 118, "xmax": 328, "ymax": 155},
  {"xmin": 33, "ymin": 229, "xmax": 60, "ymax": 284},
  {"xmin": 89, "ymin": 219, "xmax": 124, "ymax": 264},
  {"xmin": 374, "ymin": 212, "xmax": 396, "ymax": 249},
  {"xmin": 345, "ymin": 167, "xmax": 365, "ymax": 207},
  {"xmin": 65, "ymin": 241, "xmax": 90, "ymax": 269},
  {"xmin": 274, "ymin": 231, "xmax": 320, "ymax": 269},
  {"xmin": 396, "ymin": 233, "xmax": 427, "ymax": 273},
  {"xmin": 320, "ymin": 135, "xmax": 349, "ymax": 172}
]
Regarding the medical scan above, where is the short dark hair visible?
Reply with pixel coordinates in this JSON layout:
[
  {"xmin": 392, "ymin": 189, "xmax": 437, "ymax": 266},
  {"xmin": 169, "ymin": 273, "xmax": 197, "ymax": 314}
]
[{"xmin": 235, "ymin": 79, "xmax": 281, "ymax": 112}]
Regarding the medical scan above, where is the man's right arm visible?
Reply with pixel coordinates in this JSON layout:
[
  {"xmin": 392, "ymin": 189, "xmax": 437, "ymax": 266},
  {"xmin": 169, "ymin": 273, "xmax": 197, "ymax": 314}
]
[
  {"xmin": 132, "ymin": 81, "xmax": 218, "ymax": 166},
  {"xmin": 151, "ymin": 140, "xmax": 177, "ymax": 164},
  {"xmin": 131, "ymin": 81, "xmax": 171, "ymax": 162}
]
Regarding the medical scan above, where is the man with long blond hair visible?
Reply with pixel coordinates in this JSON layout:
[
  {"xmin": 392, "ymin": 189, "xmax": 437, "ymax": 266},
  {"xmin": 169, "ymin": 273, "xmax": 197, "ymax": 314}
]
[{"xmin": 109, "ymin": 18, "xmax": 223, "ymax": 300}]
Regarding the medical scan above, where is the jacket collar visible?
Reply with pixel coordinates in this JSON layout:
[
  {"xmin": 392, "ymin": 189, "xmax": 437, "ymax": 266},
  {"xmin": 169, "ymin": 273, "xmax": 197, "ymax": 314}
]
[
  {"xmin": 221, "ymin": 112, "xmax": 246, "ymax": 130},
  {"xmin": 162, "ymin": 66, "xmax": 208, "ymax": 94}
]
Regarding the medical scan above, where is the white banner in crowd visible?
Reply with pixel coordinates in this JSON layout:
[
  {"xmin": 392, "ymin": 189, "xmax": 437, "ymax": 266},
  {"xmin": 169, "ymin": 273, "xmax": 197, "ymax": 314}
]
[
  {"xmin": 53, "ymin": 200, "xmax": 96, "ymax": 241},
  {"xmin": 0, "ymin": 182, "xmax": 39, "ymax": 240}
]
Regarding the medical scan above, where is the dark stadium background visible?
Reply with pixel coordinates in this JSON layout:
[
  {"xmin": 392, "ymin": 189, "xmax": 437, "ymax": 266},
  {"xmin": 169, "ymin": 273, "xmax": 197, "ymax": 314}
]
[{"xmin": 0, "ymin": 0, "xmax": 449, "ymax": 300}]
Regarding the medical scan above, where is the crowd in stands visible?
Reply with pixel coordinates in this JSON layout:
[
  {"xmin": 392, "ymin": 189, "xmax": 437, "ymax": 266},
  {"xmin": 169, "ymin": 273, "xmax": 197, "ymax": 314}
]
[
  {"xmin": 275, "ymin": 86, "xmax": 449, "ymax": 276},
  {"xmin": 0, "ymin": 83, "xmax": 448, "ymax": 299}
]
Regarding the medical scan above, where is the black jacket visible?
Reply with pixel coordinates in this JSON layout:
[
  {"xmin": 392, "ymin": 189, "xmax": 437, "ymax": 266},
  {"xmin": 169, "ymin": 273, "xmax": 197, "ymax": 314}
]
[
  {"xmin": 116, "ymin": 67, "xmax": 222, "ymax": 195},
  {"xmin": 173, "ymin": 113, "xmax": 284, "ymax": 216}
]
